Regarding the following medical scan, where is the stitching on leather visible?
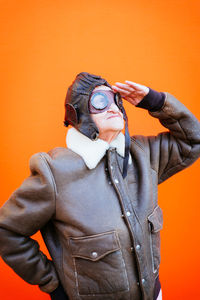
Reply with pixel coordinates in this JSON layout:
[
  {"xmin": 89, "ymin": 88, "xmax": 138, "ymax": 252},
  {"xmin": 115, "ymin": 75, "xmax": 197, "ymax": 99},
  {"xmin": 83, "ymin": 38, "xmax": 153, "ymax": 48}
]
[
  {"xmin": 69, "ymin": 230, "xmax": 118, "ymax": 241},
  {"xmin": 112, "ymin": 171, "xmax": 145, "ymax": 241},
  {"xmin": 39, "ymin": 153, "xmax": 57, "ymax": 215},
  {"xmin": 147, "ymin": 206, "xmax": 162, "ymax": 275},
  {"xmin": 115, "ymin": 231, "xmax": 130, "ymax": 293},
  {"xmin": 150, "ymin": 94, "xmax": 193, "ymax": 180},
  {"xmin": 71, "ymin": 247, "xmax": 121, "ymax": 260},
  {"xmin": 59, "ymin": 241, "xmax": 65, "ymax": 291},
  {"xmin": 149, "ymin": 231, "xmax": 159, "ymax": 275},
  {"xmin": 159, "ymin": 154, "xmax": 193, "ymax": 183},
  {"xmin": 159, "ymin": 120, "xmax": 192, "ymax": 181},
  {"xmin": 74, "ymin": 248, "xmax": 130, "ymax": 296},
  {"xmin": 69, "ymin": 231, "xmax": 120, "ymax": 260},
  {"xmin": 150, "ymin": 166, "xmax": 157, "ymax": 174},
  {"xmin": 73, "ymin": 257, "xmax": 80, "ymax": 297},
  {"xmin": 72, "ymin": 230, "xmax": 130, "ymax": 296},
  {"xmin": 131, "ymin": 137, "xmax": 146, "ymax": 153},
  {"xmin": 146, "ymin": 136, "xmax": 158, "ymax": 174},
  {"xmin": 134, "ymin": 92, "xmax": 194, "ymax": 178}
]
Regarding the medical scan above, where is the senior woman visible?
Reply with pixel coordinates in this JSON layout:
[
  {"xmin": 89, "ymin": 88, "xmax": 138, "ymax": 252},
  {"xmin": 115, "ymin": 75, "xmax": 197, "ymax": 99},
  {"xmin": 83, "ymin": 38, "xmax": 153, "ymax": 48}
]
[{"xmin": 0, "ymin": 72, "xmax": 199, "ymax": 300}]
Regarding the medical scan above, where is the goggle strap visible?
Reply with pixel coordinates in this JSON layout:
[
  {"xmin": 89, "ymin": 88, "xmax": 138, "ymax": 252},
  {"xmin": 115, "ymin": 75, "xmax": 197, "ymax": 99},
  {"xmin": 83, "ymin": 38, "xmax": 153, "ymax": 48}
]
[{"xmin": 121, "ymin": 107, "xmax": 131, "ymax": 179}]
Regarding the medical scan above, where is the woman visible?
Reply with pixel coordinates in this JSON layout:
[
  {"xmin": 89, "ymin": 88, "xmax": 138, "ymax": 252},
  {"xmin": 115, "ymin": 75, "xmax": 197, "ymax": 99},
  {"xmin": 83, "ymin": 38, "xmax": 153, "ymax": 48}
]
[{"xmin": 0, "ymin": 72, "xmax": 199, "ymax": 300}]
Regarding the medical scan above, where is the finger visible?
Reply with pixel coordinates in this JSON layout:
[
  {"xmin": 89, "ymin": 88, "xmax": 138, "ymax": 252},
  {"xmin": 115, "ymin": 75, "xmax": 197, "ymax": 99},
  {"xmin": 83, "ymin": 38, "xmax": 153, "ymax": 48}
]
[
  {"xmin": 125, "ymin": 80, "xmax": 144, "ymax": 90},
  {"xmin": 113, "ymin": 82, "xmax": 135, "ymax": 92},
  {"xmin": 111, "ymin": 85, "xmax": 130, "ymax": 95},
  {"xmin": 123, "ymin": 96, "xmax": 132, "ymax": 102},
  {"xmin": 123, "ymin": 96, "xmax": 138, "ymax": 105}
]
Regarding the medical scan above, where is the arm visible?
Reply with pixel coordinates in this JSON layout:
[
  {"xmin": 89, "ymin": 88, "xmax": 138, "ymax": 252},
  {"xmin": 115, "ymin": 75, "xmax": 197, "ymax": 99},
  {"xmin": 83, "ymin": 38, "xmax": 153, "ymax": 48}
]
[
  {"xmin": 112, "ymin": 81, "xmax": 200, "ymax": 184},
  {"xmin": 0, "ymin": 153, "xmax": 59, "ymax": 293}
]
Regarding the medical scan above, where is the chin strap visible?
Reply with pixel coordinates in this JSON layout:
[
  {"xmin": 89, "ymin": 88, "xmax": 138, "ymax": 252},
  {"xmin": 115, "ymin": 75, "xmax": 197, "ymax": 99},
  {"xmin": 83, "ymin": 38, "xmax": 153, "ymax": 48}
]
[{"xmin": 121, "ymin": 106, "xmax": 131, "ymax": 178}]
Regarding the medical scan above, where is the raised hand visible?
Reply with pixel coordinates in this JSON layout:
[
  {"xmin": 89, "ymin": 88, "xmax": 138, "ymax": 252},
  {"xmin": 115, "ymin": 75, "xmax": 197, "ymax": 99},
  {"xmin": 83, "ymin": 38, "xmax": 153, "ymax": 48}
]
[{"xmin": 112, "ymin": 80, "xmax": 149, "ymax": 106}]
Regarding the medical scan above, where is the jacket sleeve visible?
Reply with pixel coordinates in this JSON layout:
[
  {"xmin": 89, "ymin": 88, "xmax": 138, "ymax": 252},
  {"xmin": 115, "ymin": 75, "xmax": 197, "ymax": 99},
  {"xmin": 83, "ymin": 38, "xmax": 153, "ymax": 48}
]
[
  {"xmin": 132, "ymin": 92, "xmax": 200, "ymax": 184},
  {"xmin": 0, "ymin": 152, "xmax": 59, "ymax": 293}
]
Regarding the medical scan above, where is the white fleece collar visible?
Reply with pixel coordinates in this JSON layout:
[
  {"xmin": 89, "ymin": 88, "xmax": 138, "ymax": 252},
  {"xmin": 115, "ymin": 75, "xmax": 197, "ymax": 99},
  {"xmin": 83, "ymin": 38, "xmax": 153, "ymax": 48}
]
[{"xmin": 66, "ymin": 127, "xmax": 131, "ymax": 169}]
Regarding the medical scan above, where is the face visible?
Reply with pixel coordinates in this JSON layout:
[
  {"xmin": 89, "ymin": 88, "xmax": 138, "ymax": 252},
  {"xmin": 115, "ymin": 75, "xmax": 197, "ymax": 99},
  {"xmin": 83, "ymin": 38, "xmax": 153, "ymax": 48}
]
[{"xmin": 90, "ymin": 85, "xmax": 124, "ymax": 137}]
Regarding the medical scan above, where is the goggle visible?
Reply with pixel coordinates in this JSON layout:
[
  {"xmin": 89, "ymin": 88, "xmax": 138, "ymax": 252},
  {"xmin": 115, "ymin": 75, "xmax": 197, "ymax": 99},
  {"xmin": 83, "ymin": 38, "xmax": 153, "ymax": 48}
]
[{"xmin": 88, "ymin": 90, "xmax": 123, "ymax": 114}]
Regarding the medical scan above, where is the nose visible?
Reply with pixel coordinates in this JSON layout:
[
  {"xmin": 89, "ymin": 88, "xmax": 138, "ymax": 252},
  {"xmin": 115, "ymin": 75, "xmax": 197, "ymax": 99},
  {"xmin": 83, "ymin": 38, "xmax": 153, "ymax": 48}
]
[{"xmin": 107, "ymin": 103, "xmax": 120, "ymax": 113}]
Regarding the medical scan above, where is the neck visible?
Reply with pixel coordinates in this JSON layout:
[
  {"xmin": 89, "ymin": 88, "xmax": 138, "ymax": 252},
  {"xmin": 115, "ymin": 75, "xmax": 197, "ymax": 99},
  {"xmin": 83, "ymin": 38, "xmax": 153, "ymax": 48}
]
[{"xmin": 98, "ymin": 130, "xmax": 121, "ymax": 144}]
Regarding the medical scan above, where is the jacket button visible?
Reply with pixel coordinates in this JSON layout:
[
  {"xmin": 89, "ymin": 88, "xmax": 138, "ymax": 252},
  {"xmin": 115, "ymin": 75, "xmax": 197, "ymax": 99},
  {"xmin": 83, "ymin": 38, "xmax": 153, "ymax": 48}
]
[
  {"xmin": 91, "ymin": 251, "xmax": 98, "ymax": 258},
  {"xmin": 136, "ymin": 244, "xmax": 141, "ymax": 250},
  {"xmin": 130, "ymin": 247, "xmax": 134, "ymax": 252},
  {"xmin": 142, "ymin": 278, "xmax": 145, "ymax": 284},
  {"xmin": 114, "ymin": 178, "xmax": 119, "ymax": 184},
  {"xmin": 108, "ymin": 181, "xmax": 112, "ymax": 185},
  {"xmin": 126, "ymin": 211, "xmax": 131, "ymax": 217}
]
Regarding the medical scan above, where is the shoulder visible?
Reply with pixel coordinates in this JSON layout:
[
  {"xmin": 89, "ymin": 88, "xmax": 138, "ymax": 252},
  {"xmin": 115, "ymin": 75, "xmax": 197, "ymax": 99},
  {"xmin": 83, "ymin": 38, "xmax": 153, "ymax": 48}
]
[
  {"xmin": 130, "ymin": 136, "xmax": 148, "ymax": 154},
  {"xmin": 131, "ymin": 136, "xmax": 145, "ymax": 151},
  {"xmin": 34, "ymin": 147, "xmax": 86, "ymax": 173},
  {"xmin": 47, "ymin": 147, "xmax": 72, "ymax": 159},
  {"xmin": 130, "ymin": 135, "xmax": 154, "ymax": 163},
  {"xmin": 29, "ymin": 147, "xmax": 82, "ymax": 168}
]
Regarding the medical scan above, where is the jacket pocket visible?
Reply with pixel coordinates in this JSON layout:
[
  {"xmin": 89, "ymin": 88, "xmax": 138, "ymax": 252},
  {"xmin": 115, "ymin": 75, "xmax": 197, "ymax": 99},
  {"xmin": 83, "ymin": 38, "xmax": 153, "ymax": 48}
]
[
  {"xmin": 69, "ymin": 230, "xmax": 129, "ymax": 296},
  {"xmin": 147, "ymin": 206, "xmax": 163, "ymax": 275}
]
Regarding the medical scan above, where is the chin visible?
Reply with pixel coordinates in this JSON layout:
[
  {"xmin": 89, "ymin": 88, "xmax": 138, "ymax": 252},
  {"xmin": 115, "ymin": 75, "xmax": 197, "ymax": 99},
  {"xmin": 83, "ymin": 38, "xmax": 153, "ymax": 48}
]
[
  {"xmin": 109, "ymin": 124, "xmax": 124, "ymax": 132},
  {"xmin": 110, "ymin": 120, "xmax": 124, "ymax": 131}
]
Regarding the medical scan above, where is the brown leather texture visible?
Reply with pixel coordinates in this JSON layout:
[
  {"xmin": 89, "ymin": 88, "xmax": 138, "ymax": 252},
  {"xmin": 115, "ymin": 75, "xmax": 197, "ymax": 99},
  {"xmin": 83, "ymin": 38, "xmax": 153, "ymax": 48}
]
[{"xmin": 0, "ymin": 93, "xmax": 200, "ymax": 300}]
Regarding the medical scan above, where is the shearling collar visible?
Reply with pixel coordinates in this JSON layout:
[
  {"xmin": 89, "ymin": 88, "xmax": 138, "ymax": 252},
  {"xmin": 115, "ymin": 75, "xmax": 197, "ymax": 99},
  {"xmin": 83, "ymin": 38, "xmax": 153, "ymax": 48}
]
[{"xmin": 66, "ymin": 127, "xmax": 131, "ymax": 169}]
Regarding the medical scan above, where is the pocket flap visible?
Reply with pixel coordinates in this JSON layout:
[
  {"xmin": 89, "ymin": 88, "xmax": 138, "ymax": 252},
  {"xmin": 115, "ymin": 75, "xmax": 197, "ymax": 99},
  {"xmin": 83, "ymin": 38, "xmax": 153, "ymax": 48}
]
[
  {"xmin": 69, "ymin": 231, "xmax": 120, "ymax": 261},
  {"xmin": 148, "ymin": 206, "xmax": 163, "ymax": 233}
]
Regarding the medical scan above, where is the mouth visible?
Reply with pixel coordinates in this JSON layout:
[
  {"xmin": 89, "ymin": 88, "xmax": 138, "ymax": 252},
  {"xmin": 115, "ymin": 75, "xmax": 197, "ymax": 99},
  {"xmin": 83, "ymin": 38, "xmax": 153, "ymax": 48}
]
[{"xmin": 107, "ymin": 113, "xmax": 122, "ymax": 120}]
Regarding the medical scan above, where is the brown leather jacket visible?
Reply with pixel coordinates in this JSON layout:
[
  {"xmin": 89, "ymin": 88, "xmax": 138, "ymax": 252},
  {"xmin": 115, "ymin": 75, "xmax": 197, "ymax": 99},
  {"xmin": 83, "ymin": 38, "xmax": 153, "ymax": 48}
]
[{"xmin": 0, "ymin": 93, "xmax": 200, "ymax": 300}]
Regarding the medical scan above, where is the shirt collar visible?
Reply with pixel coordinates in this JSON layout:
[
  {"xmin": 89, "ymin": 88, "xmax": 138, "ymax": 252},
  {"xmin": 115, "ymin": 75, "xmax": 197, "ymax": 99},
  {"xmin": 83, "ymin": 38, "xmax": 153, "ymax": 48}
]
[{"xmin": 66, "ymin": 127, "xmax": 131, "ymax": 169}]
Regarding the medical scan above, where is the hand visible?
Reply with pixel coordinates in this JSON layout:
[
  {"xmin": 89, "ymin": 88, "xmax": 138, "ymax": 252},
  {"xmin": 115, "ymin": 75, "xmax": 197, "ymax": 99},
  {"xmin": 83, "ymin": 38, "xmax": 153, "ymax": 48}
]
[{"xmin": 112, "ymin": 80, "xmax": 149, "ymax": 106}]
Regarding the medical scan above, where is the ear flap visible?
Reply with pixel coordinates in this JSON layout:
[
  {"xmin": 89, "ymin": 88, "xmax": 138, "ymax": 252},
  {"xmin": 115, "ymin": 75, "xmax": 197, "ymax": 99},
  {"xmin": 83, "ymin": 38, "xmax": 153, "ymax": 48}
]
[{"xmin": 64, "ymin": 103, "xmax": 78, "ymax": 127}]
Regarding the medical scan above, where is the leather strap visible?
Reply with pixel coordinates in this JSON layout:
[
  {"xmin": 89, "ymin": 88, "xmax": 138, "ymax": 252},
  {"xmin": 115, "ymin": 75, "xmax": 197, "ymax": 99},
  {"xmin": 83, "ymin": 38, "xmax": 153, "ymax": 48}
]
[{"xmin": 121, "ymin": 106, "xmax": 131, "ymax": 179}]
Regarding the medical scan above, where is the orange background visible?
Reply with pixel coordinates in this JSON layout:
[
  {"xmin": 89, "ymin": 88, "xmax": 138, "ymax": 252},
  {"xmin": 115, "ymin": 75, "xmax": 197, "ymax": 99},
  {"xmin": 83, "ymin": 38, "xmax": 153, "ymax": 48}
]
[{"xmin": 0, "ymin": 0, "xmax": 200, "ymax": 299}]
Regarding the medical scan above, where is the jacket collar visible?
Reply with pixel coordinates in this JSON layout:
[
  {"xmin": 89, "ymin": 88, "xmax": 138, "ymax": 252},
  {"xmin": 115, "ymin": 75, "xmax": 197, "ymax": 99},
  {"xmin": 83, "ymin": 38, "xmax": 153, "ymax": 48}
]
[{"xmin": 66, "ymin": 127, "xmax": 131, "ymax": 169}]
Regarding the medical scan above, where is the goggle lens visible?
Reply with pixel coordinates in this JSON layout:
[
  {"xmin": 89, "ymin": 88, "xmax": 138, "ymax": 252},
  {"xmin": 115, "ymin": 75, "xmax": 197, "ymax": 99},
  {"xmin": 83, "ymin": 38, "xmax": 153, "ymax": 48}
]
[
  {"xmin": 89, "ymin": 90, "xmax": 122, "ymax": 114},
  {"xmin": 90, "ymin": 92, "xmax": 109, "ymax": 110}
]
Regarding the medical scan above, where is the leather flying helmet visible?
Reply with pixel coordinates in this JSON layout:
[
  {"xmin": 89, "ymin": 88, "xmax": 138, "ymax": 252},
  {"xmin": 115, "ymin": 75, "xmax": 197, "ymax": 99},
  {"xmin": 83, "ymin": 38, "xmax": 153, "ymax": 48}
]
[
  {"xmin": 64, "ymin": 72, "xmax": 130, "ymax": 178},
  {"xmin": 64, "ymin": 72, "xmax": 122, "ymax": 140}
]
